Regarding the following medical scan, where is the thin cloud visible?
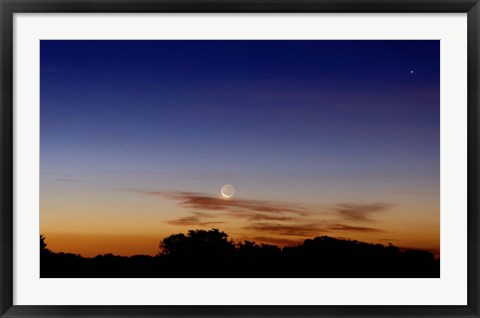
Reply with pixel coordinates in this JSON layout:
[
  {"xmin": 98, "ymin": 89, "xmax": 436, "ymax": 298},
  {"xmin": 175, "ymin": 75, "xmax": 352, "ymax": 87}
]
[
  {"xmin": 242, "ymin": 236, "xmax": 304, "ymax": 247},
  {"xmin": 243, "ymin": 223, "xmax": 324, "ymax": 237},
  {"xmin": 333, "ymin": 202, "xmax": 393, "ymax": 222},
  {"xmin": 393, "ymin": 190, "xmax": 439, "ymax": 196},
  {"xmin": 167, "ymin": 211, "xmax": 226, "ymax": 226},
  {"xmin": 167, "ymin": 215, "xmax": 226, "ymax": 227},
  {"xmin": 228, "ymin": 211, "xmax": 295, "ymax": 222},
  {"xmin": 167, "ymin": 210, "xmax": 295, "ymax": 227},
  {"xmin": 134, "ymin": 189, "xmax": 390, "ymax": 235},
  {"xmin": 244, "ymin": 222, "xmax": 386, "ymax": 237},
  {"xmin": 327, "ymin": 223, "xmax": 386, "ymax": 233},
  {"xmin": 53, "ymin": 178, "xmax": 83, "ymax": 183},
  {"xmin": 136, "ymin": 190, "xmax": 311, "ymax": 216}
]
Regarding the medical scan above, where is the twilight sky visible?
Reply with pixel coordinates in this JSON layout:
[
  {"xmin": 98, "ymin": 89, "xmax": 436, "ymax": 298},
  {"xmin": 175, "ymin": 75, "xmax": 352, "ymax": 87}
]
[{"xmin": 40, "ymin": 40, "xmax": 440, "ymax": 257}]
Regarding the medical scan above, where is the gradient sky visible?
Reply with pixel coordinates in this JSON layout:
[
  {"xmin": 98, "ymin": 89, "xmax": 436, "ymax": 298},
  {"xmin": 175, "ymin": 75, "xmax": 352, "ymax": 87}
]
[{"xmin": 40, "ymin": 40, "xmax": 440, "ymax": 257}]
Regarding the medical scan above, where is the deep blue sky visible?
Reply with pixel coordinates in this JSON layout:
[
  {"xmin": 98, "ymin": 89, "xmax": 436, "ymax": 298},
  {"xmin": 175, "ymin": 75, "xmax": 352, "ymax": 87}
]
[
  {"xmin": 41, "ymin": 39, "xmax": 440, "ymax": 197},
  {"xmin": 40, "ymin": 40, "xmax": 440, "ymax": 256}
]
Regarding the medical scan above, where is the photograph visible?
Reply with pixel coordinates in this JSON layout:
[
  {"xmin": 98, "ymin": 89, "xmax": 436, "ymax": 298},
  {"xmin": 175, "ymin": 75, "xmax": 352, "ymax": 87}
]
[{"xmin": 39, "ymin": 39, "xmax": 440, "ymax": 278}]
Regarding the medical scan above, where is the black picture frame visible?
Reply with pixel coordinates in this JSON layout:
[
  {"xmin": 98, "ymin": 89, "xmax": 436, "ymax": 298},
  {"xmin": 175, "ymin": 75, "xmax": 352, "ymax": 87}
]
[{"xmin": 1, "ymin": 0, "xmax": 479, "ymax": 317}]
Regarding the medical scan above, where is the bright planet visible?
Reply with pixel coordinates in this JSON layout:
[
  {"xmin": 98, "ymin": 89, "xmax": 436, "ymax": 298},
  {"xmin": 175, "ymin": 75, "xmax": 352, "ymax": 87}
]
[{"xmin": 221, "ymin": 184, "xmax": 235, "ymax": 198}]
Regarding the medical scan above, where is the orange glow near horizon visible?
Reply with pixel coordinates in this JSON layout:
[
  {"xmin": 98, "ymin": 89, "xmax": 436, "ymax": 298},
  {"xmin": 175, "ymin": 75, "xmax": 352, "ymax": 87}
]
[
  {"xmin": 41, "ymin": 228, "xmax": 440, "ymax": 259},
  {"xmin": 41, "ymin": 189, "xmax": 440, "ymax": 258}
]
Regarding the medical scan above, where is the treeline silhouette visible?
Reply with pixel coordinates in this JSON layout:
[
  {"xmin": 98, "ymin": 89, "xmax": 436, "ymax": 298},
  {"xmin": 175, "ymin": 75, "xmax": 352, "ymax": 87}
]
[{"xmin": 40, "ymin": 229, "xmax": 439, "ymax": 278}]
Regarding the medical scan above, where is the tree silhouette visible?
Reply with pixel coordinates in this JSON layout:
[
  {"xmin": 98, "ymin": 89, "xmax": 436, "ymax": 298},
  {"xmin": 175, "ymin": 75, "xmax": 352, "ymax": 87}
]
[
  {"xmin": 160, "ymin": 229, "xmax": 235, "ymax": 258},
  {"xmin": 40, "ymin": 234, "xmax": 51, "ymax": 254},
  {"xmin": 40, "ymin": 230, "xmax": 440, "ymax": 278},
  {"xmin": 40, "ymin": 235, "xmax": 47, "ymax": 250}
]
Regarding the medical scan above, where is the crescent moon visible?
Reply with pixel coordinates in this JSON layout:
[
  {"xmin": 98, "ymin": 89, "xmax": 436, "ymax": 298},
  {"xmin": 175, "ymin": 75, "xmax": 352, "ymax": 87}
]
[{"xmin": 221, "ymin": 184, "xmax": 235, "ymax": 198}]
